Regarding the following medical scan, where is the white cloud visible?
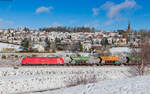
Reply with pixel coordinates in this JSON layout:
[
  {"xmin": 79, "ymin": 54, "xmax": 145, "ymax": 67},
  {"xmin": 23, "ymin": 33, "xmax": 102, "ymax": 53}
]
[
  {"xmin": 36, "ymin": 6, "xmax": 53, "ymax": 14},
  {"xmin": 101, "ymin": 1, "xmax": 114, "ymax": 10},
  {"xmin": 84, "ymin": 20, "xmax": 100, "ymax": 28},
  {"xmin": 92, "ymin": 0, "xmax": 138, "ymax": 26},
  {"xmin": 105, "ymin": 0, "xmax": 136, "ymax": 19},
  {"xmin": 92, "ymin": 8, "xmax": 99, "ymax": 16},
  {"xmin": 50, "ymin": 22, "xmax": 62, "ymax": 27},
  {"xmin": 92, "ymin": 1, "xmax": 114, "ymax": 16},
  {"xmin": 93, "ymin": 0, "xmax": 137, "ymax": 18}
]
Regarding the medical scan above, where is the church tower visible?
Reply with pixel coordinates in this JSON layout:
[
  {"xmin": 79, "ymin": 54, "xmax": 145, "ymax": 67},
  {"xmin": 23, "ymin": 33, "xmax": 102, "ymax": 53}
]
[{"xmin": 128, "ymin": 22, "xmax": 131, "ymax": 33}]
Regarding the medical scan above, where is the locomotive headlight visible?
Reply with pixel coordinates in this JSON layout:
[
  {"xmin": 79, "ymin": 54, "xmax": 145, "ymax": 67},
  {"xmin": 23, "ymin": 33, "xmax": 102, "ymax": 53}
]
[{"xmin": 57, "ymin": 59, "xmax": 61, "ymax": 63}]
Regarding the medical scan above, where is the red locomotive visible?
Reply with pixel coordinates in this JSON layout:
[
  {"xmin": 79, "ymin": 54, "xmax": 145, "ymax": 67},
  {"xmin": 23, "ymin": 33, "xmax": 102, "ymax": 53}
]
[{"xmin": 21, "ymin": 57, "xmax": 64, "ymax": 65}]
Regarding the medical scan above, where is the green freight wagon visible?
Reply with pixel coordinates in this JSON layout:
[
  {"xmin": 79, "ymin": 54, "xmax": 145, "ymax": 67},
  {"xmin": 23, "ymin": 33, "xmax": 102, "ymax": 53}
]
[
  {"xmin": 126, "ymin": 56, "xmax": 141, "ymax": 64},
  {"xmin": 70, "ymin": 56, "xmax": 90, "ymax": 64}
]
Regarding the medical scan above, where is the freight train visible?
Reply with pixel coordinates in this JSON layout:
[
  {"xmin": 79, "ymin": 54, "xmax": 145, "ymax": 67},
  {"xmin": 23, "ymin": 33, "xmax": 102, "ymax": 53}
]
[{"xmin": 21, "ymin": 56, "xmax": 141, "ymax": 66}]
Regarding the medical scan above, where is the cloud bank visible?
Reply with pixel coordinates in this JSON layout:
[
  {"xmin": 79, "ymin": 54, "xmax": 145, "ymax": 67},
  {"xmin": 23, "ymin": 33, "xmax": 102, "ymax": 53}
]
[
  {"xmin": 36, "ymin": 6, "xmax": 53, "ymax": 14},
  {"xmin": 92, "ymin": 0, "xmax": 139, "ymax": 25},
  {"xmin": 93, "ymin": 0, "xmax": 137, "ymax": 18}
]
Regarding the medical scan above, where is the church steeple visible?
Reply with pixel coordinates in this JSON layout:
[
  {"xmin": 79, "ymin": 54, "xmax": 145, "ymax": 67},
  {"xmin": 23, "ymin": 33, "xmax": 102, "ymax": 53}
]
[{"xmin": 128, "ymin": 21, "xmax": 131, "ymax": 33}]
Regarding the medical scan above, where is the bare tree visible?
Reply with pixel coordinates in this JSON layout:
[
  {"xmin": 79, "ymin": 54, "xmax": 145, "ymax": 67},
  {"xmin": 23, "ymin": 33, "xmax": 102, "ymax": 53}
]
[
  {"xmin": 131, "ymin": 33, "xmax": 150, "ymax": 75},
  {"xmin": 139, "ymin": 43, "xmax": 150, "ymax": 75}
]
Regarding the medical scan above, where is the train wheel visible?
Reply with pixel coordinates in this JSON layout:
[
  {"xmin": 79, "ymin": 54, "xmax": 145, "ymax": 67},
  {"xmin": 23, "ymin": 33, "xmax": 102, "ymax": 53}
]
[
  {"xmin": 21, "ymin": 63, "xmax": 27, "ymax": 66},
  {"xmin": 115, "ymin": 64, "xmax": 119, "ymax": 66},
  {"xmin": 64, "ymin": 63, "xmax": 67, "ymax": 66},
  {"xmin": 96, "ymin": 64, "xmax": 99, "ymax": 66},
  {"xmin": 122, "ymin": 63, "xmax": 127, "ymax": 66}
]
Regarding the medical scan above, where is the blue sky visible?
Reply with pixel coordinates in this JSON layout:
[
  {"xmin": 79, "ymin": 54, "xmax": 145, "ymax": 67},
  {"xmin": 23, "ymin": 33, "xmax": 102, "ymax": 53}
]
[{"xmin": 0, "ymin": 0, "xmax": 149, "ymax": 30}]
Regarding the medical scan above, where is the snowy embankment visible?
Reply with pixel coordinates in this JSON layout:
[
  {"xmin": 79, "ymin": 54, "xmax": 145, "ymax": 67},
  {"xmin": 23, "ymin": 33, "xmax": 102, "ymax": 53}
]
[
  {"xmin": 0, "ymin": 66, "xmax": 134, "ymax": 94},
  {"xmin": 109, "ymin": 47, "xmax": 131, "ymax": 56},
  {"xmin": 0, "ymin": 43, "xmax": 20, "ymax": 51},
  {"xmin": 32, "ymin": 75, "xmax": 150, "ymax": 94}
]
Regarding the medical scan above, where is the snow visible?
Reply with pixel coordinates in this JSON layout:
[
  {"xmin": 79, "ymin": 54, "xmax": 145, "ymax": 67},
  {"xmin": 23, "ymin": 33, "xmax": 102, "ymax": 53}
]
[
  {"xmin": 31, "ymin": 75, "xmax": 150, "ymax": 94},
  {"xmin": 0, "ymin": 66, "xmax": 134, "ymax": 94},
  {"xmin": 109, "ymin": 47, "xmax": 131, "ymax": 56},
  {"xmin": 0, "ymin": 66, "xmax": 132, "ymax": 77},
  {"xmin": 0, "ymin": 43, "xmax": 20, "ymax": 51}
]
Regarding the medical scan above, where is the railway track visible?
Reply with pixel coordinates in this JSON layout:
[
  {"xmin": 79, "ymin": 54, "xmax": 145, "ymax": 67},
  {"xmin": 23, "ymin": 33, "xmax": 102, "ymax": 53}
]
[
  {"xmin": 21, "ymin": 63, "xmax": 139, "ymax": 67},
  {"xmin": 21, "ymin": 63, "xmax": 96, "ymax": 66}
]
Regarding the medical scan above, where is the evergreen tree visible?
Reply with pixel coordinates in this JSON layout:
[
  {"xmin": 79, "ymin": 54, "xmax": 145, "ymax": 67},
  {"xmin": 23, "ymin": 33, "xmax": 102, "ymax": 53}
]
[
  {"xmin": 55, "ymin": 37, "xmax": 61, "ymax": 44},
  {"xmin": 23, "ymin": 27, "xmax": 30, "ymax": 32},
  {"xmin": 101, "ymin": 38, "xmax": 109, "ymax": 48},
  {"xmin": 21, "ymin": 38, "xmax": 29, "ymax": 51},
  {"xmin": 45, "ymin": 37, "xmax": 51, "ymax": 50},
  {"xmin": 39, "ymin": 26, "xmax": 95, "ymax": 32},
  {"xmin": 39, "ymin": 38, "xmax": 42, "ymax": 42},
  {"xmin": 79, "ymin": 42, "xmax": 83, "ymax": 52}
]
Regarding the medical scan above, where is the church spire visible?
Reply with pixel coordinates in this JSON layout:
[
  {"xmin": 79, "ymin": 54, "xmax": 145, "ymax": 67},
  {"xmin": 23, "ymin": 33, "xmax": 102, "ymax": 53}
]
[{"xmin": 128, "ymin": 21, "xmax": 131, "ymax": 33}]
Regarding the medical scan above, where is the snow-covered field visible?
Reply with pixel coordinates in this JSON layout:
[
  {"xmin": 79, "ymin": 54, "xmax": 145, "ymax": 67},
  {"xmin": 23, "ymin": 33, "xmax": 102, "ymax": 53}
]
[
  {"xmin": 109, "ymin": 47, "xmax": 131, "ymax": 56},
  {"xmin": 0, "ymin": 47, "xmax": 141, "ymax": 94},
  {"xmin": 32, "ymin": 75, "xmax": 150, "ymax": 94},
  {"xmin": 0, "ymin": 43, "xmax": 20, "ymax": 51},
  {"xmin": 0, "ymin": 66, "xmax": 135, "ymax": 94}
]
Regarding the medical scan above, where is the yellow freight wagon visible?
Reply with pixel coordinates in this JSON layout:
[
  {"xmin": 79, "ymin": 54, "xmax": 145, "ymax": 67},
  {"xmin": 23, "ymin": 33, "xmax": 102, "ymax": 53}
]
[
  {"xmin": 99, "ymin": 56, "xmax": 120, "ymax": 65},
  {"xmin": 100, "ymin": 56, "xmax": 119, "ymax": 61}
]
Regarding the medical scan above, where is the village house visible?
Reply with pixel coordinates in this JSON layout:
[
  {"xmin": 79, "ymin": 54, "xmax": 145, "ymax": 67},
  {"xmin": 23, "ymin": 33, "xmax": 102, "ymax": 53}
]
[{"xmin": 82, "ymin": 40, "xmax": 92, "ymax": 52}]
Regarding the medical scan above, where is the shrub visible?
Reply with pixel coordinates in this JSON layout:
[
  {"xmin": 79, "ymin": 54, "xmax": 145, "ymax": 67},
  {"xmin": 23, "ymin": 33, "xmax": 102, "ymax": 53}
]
[
  {"xmin": 15, "ymin": 55, "xmax": 18, "ymax": 58},
  {"xmin": 32, "ymin": 54, "xmax": 37, "ymax": 57},
  {"xmin": 65, "ymin": 74, "xmax": 97, "ymax": 87},
  {"xmin": 2, "ymin": 55, "xmax": 6, "ymax": 59},
  {"xmin": 52, "ymin": 49, "xmax": 56, "ymax": 53}
]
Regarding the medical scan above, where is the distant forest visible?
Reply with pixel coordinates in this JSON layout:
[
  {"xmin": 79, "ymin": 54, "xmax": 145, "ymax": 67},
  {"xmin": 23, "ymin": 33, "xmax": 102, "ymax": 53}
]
[
  {"xmin": 39, "ymin": 26, "xmax": 95, "ymax": 32},
  {"xmin": 22, "ymin": 26, "xmax": 150, "ymax": 34}
]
